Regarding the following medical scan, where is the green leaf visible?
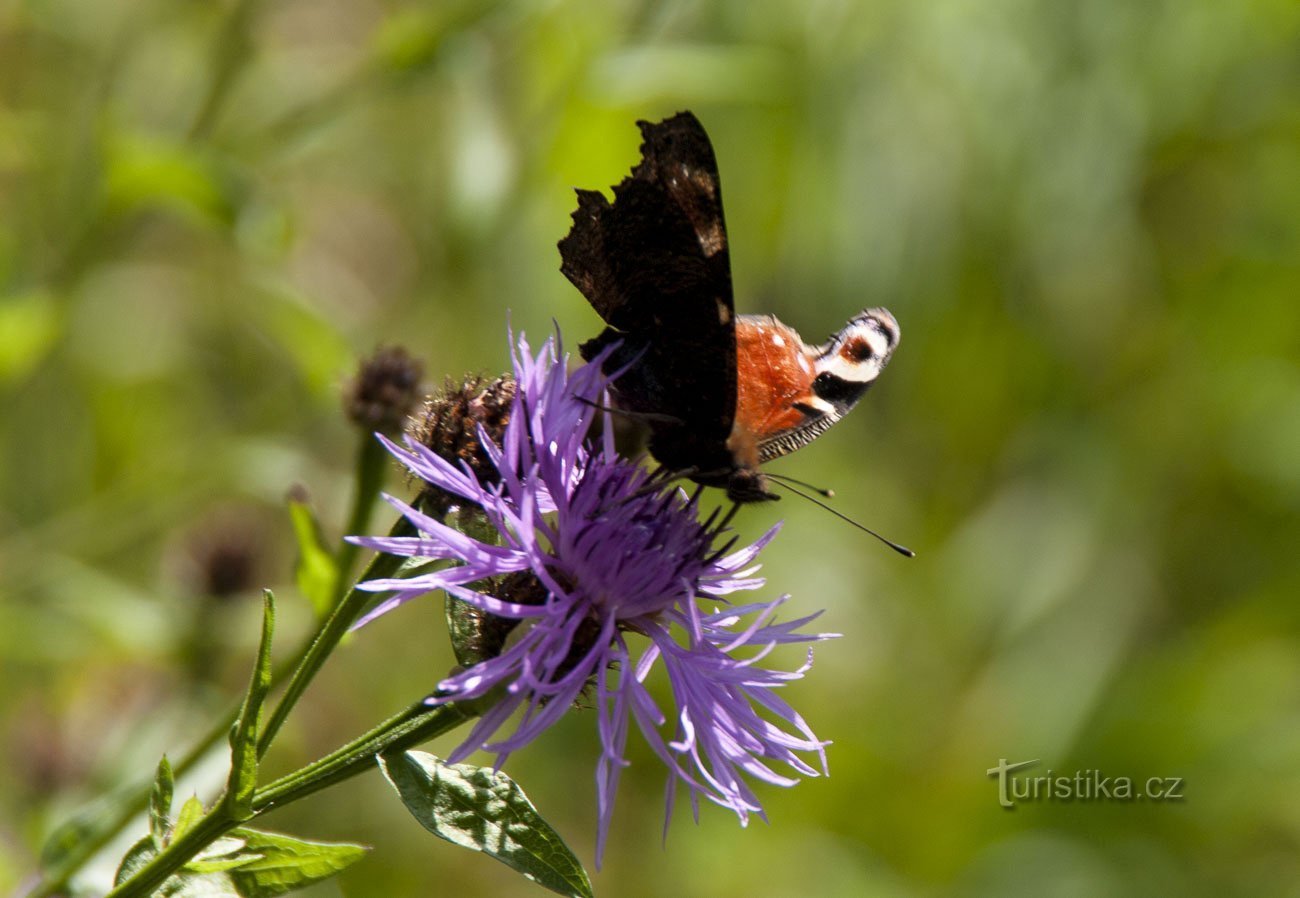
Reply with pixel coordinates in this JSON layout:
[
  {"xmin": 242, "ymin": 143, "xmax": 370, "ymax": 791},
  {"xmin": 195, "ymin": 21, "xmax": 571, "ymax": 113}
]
[
  {"xmin": 288, "ymin": 497, "xmax": 338, "ymax": 617},
  {"xmin": 372, "ymin": 9, "xmax": 447, "ymax": 73},
  {"xmin": 379, "ymin": 751, "xmax": 593, "ymax": 898},
  {"xmin": 156, "ymin": 868, "xmax": 241, "ymax": 898},
  {"xmin": 104, "ymin": 132, "xmax": 234, "ymax": 226},
  {"xmin": 222, "ymin": 827, "xmax": 368, "ymax": 897},
  {"xmin": 115, "ymin": 835, "xmax": 159, "ymax": 887},
  {"xmin": 173, "ymin": 796, "xmax": 206, "ymax": 842},
  {"xmin": 0, "ymin": 290, "xmax": 61, "ymax": 383},
  {"xmin": 116, "ymin": 828, "xmax": 241, "ymax": 896},
  {"xmin": 184, "ymin": 836, "xmax": 263, "ymax": 874},
  {"xmin": 117, "ymin": 827, "xmax": 364, "ymax": 897},
  {"xmin": 184, "ymin": 857, "xmax": 257, "ymax": 876},
  {"xmin": 40, "ymin": 804, "xmax": 100, "ymax": 869},
  {"xmin": 151, "ymin": 755, "xmax": 176, "ymax": 845},
  {"xmin": 226, "ymin": 592, "xmax": 276, "ymax": 820},
  {"xmin": 162, "ymin": 874, "xmax": 242, "ymax": 898}
]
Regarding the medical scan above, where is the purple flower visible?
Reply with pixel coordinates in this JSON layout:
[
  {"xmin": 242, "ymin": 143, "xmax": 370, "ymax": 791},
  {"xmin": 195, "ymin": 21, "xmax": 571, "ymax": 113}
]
[{"xmin": 351, "ymin": 332, "xmax": 836, "ymax": 865}]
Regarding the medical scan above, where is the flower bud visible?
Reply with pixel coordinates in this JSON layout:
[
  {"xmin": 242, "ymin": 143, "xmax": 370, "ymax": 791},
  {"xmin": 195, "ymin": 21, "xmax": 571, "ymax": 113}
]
[
  {"xmin": 344, "ymin": 345, "xmax": 425, "ymax": 434},
  {"xmin": 407, "ymin": 374, "xmax": 516, "ymax": 510}
]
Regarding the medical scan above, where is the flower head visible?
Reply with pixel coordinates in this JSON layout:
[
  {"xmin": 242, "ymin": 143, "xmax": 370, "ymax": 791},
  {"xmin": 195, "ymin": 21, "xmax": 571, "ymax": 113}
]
[
  {"xmin": 408, "ymin": 373, "xmax": 516, "ymax": 509},
  {"xmin": 351, "ymin": 331, "xmax": 835, "ymax": 864}
]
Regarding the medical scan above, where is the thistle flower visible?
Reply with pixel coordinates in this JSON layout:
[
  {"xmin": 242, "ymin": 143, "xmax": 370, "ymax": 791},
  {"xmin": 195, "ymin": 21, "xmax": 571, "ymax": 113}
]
[{"xmin": 350, "ymin": 332, "xmax": 835, "ymax": 864}]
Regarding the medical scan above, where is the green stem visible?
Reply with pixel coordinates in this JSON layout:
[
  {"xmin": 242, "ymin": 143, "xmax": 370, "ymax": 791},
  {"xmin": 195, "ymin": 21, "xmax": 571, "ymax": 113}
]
[
  {"xmin": 105, "ymin": 699, "xmax": 475, "ymax": 898},
  {"xmin": 332, "ymin": 433, "xmax": 389, "ymax": 599},
  {"xmin": 256, "ymin": 413, "xmax": 405, "ymax": 757},
  {"xmin": 105, "ymin": 805, "xmax": 234, "ymax": 898},
  {"xmin": 257, "ymin": 518, "xmax": 412, "ymax": 758},
  {"xmin": 187, "ymin": 0, "xmax": 264, "ymax": 142},
  {"xmin": 33, "ymin": 520, "xmax": 409, "ymax": 898},
  {"xmin": 33, "ymin": 392, "xmax": 403, "ymax": 897},
  {"xmin": 29, "ymin": 652, "xmax": 293, "ymax": 898},
  {"xmin": 253, "ymin": 699, "xmax": 475, "ymax": 811}
]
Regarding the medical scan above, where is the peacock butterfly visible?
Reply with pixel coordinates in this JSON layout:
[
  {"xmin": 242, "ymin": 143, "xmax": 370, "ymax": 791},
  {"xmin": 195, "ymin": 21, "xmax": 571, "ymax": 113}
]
[{"xmin": 559, "ymin": 111, "xmax": 900, "ymax": 505}]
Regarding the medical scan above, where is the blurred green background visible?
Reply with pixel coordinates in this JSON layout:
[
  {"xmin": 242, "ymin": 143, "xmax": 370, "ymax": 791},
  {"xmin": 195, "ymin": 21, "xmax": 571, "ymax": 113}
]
[{"xmin": 3, "ymin": 0, "xmax": 1299, "ymax": 895}]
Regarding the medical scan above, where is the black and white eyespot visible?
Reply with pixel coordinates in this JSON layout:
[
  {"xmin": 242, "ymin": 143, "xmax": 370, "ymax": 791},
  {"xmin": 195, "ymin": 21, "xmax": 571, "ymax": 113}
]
[
  {"xmin": 755, "ymin": 307, "xmax": 901, "ymax": 463},
  {"xmin": 846, "ymin": 339, "xmax": 876, "ymax": 363},
  {"xmin": 812, "ymin": 308, "xmax": 900, "ymax": 390}
]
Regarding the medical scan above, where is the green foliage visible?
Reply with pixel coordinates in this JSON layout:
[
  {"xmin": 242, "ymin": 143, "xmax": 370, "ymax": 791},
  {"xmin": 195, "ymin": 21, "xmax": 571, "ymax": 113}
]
[
  {"xmin": 150, "ymin": 757, "xmax": 176, "ymax": 847},
  {"xmin": 225, "ymin": 592, "xmax": 275, "ymax": 820},
  {"xmin": 172, "ymin": 798, "xmax": 207, "ymax": 844},
  {"xmin": 192, "ymin": 829, "xmax": 369, "ymax": 897},
  {"xmin": 380, "ymin": 751, "xmax": 593, "ymax": 898},
  {"xmin": 114, "ymin": 836, "xmax": 161, "ymax": 890},
  {"xmin": 0, "ymin": 291, "xmax": 61, "ymax": 383},
  {"xmin": 115, "ymin": 795, "xmax": 366, "ymax": 898},
  {"xmin": 3, "ymin": 0, "xmax": 1299, "ymax": 896},
  {"xmin": 39, "ymin": 802, "xmax": 105, "ymax": 871},
  {"xmin": 288, "ymin": 500, "xmax": 338, "ymax": 618},
  {"xmin": 103, "ymin": 134, "xmax": 234, "ymax": 227}
]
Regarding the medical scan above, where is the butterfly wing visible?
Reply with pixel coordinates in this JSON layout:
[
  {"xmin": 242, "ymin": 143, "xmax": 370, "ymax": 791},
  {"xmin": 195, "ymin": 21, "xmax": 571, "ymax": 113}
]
[{"xmin": 559, "ymin": 112, "xmax": 737, "ymax": 476}]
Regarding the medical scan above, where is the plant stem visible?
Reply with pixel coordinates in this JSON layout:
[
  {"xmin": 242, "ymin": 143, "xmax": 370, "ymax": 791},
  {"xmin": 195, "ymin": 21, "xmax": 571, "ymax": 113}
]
[
  {"xmin": 104, "ymin": 699, "xmax": 475, "ymax": 898},
  {"xmin": 256, "ymin": 525, "xmax": 411, "ymax": 758},
  {"xmin": 332, "ymin": 432, "xmax": 388, "ymax": 599},
  {"xmin": 187, "ymin": 0, "xmax": 263, "ymax": 142},
  {"xmin": 105, "ymin": 805, "xmax": 235, "ymax": 898},
  {"xmin": 32, "ymin": 525, "xmax": 409, "ymax": 898},
  {"xmin": 253, "ymin": 699, "xmax": 475, "ymax": 811},
  {"xmin": 256, "ymin": 429, "xmax": 407, "ymax": 758},
  {"xmin": 29, "ymin": 653, "xmax": 291, "ymax": 898}
]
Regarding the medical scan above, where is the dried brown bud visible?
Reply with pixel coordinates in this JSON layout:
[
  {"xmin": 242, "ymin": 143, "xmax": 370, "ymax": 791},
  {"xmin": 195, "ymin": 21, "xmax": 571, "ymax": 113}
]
[
  {"xmin": 345, "ymin": 345, "xmax": 425, "ymax": 434},
  {"xmin": 408, "ymin": 373, "xmax": 516, "ymax": 509},
  {"xmin": 405, "ymin": 373, "xmax": 520, "ymax": 661}
]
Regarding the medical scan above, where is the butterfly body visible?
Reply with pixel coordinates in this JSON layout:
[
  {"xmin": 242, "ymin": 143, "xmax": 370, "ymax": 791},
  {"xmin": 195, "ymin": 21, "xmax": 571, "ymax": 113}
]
[{"xmin": 560, "ymin": 112, "xmax": 899, "ymax": 503}]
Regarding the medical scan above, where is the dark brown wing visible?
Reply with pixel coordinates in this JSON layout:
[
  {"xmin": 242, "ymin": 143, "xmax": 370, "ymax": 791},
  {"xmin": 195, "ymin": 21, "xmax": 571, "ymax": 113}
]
[{"xmin": 558, "ymin": 112, "xmax": 736, "ymax": 476}]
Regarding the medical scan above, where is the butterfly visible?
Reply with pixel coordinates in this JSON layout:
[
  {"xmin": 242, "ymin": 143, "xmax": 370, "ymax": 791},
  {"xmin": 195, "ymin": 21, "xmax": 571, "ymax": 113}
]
[{"xmin": 559, "ymin": 111, "xmax": 900, "ymax": 505}]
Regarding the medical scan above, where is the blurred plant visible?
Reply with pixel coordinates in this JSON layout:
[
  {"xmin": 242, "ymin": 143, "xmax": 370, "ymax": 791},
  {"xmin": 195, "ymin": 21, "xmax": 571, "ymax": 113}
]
[
  {"xmin": 185, "ymin": 520, "xmax": 264, "ymax": 604},
  {"xmin": 343, "ymin": 345, "xmax": 426, "ymax": 437},
  {"xmin": 178, "ymin": 508, "xmax": 269, "ymax": 689},
  {"xmin": 23, "ymin": 331, "xmax": 831, "ymax": 898}
]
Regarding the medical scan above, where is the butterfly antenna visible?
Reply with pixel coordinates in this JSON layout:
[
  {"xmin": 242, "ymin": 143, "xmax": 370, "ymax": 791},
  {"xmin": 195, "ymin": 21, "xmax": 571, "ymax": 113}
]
[
  {"xmin": 765, "ymin": 472, "xmax": 835, "ymax": 499},
  {"xmin": 771, "ymin": 482, "xmax": 915, "ymax": 558}
]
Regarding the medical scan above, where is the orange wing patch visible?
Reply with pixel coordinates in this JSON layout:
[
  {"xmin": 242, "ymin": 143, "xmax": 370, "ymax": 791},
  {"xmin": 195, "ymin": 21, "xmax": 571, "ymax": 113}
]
[{"xmin": 728, "ymin": 317, "xmax": 818, "ymax": 466}]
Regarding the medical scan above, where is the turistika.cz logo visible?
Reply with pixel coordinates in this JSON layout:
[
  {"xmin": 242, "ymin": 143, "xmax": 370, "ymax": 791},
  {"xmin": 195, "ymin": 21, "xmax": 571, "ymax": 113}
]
[{"xmin": 987, "ymin": 759, "xmax": 1185, "ymax": 808}]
